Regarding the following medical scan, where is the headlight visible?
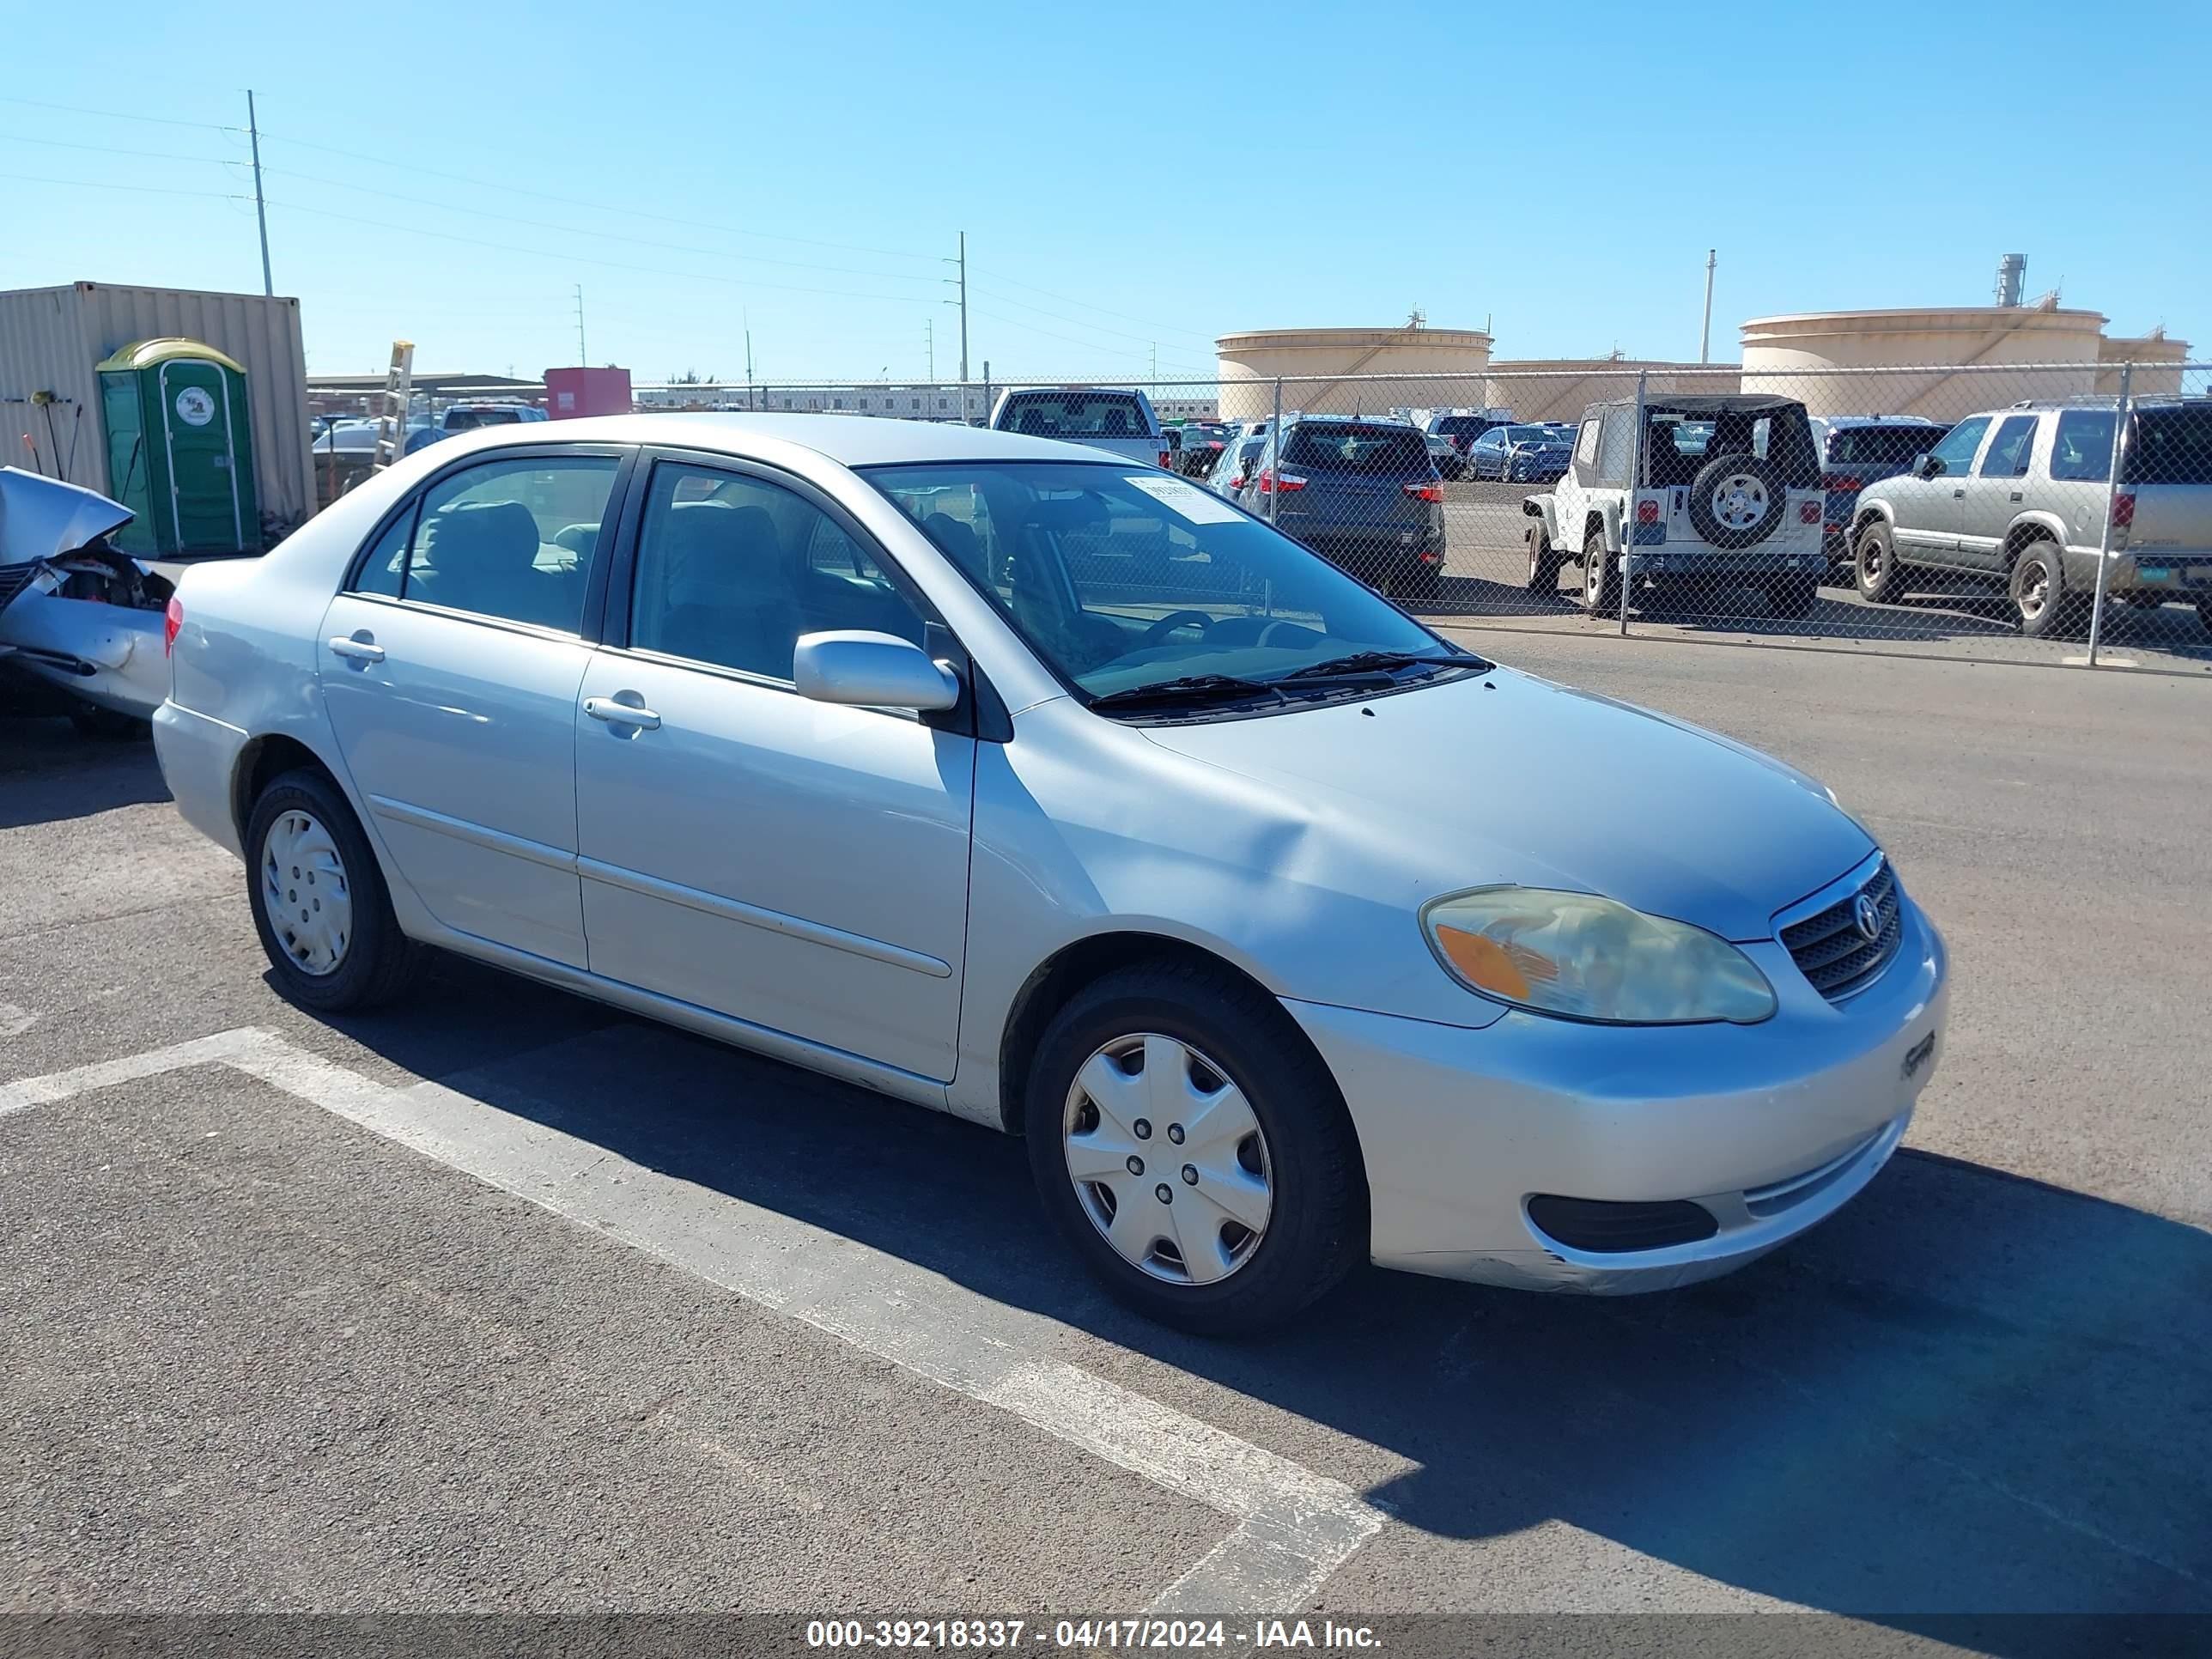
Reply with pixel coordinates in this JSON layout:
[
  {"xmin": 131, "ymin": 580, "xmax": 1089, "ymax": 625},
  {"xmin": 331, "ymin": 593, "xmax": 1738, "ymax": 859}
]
[{"xmin": 1421, "ymin": 887, "xmax": 1776, "ymax": 1025}]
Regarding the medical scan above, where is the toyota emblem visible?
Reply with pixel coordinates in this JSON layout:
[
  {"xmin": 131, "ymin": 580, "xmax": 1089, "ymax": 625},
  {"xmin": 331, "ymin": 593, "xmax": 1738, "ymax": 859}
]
[{"xmin": 1853, "ymin": 893, "xmax": 1883, "ymax": 944}]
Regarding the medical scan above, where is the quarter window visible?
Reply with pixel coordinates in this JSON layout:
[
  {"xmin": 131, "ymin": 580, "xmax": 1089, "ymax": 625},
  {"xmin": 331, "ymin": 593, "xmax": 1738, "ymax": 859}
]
[
  {"xmin": 357, "ymin": 453, "xmax": 618, "ymax": 633},
  {"xmin": 1980, "ymin": 415, "xmax": 2039, "ymax": 478},
  {"xmin": 628, "ymin": 463, "xmax": 928, "ymax": 683},
  {"xmin": 2050, "ymin": 409, "xmax": 2117, "ymax": 483},
  {"xmin": 1574, "ymin": 417, "xmax": 1601, "ymax": 467}
]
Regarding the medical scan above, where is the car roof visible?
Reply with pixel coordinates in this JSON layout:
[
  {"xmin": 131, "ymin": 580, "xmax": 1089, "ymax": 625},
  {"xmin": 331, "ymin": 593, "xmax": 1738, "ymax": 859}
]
[
  {"xmin": 1589, "ymin": 393, "xmax": 1806, "ymax": 416},
  {"xmin": 421, "ymin": 411, "xmax": 1130, "ymax": 467},
  {"xmin": 1814, "ymin": 415, "xmax": 1946, "ymax": 428},
  {"xmin": 1286, "ymin": 413, "xmax": 1418, "ymax": 428}
]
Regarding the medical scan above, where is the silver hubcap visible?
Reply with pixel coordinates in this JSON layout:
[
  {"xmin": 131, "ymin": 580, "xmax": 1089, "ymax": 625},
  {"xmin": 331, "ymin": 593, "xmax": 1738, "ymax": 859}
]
[
  {"xmin": 261, "ymin": 810, "xmax": 353, "ymax": 976},
  {"xmin": 2020, "ymin": 559, "xmax": 2051, "ymax": 617},
  {"xmin": 1062, "ymin": 1033, "xmax": 1273, "ymax": 1286},
  {"xmin": 1711, "ymin": 474, "xmax": 1768, "ymax": 530}
]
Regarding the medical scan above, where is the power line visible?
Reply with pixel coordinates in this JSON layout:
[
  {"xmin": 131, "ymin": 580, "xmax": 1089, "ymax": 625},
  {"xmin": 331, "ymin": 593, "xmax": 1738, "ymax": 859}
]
[
  {"xmin": 975, "ymin": 270, "xmax": 1218, "ymax": 347},
  {"xmin": 0, "ymin": 94, "xmax": 238, "ymax": 131},
  {"xmin": 262, "ymin": 198, "xmax": 948, "ymax": 307},
  {"xmin": 0, "ymin": 172, "xmax": 243, "ymax": 200},
  {"xmin": 969, "ymin": 283, "xmax": 1213, "ymax": 352},
  {"xmin": 0, "ymin": 130, "xmax": 244, "ymax": 167}
]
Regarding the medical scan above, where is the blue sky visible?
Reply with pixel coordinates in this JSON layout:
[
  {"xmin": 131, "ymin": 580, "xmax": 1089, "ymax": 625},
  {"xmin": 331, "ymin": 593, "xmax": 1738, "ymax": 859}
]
[{"xmin": 6, "ymin": 0, "xmax": 2205, "ymax": 386}]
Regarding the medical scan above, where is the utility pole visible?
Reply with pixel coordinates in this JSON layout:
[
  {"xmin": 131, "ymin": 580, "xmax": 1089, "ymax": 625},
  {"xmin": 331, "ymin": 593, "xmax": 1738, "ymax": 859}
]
[
  {"xmin": 1699, "ymin": 249, "xmax": 1717, "ymax": 365},
  {"xmin": 573, "ymin": 285, "xmax": 586, "ymax": 365},
  {"xmin": 744, "ymin": 319, "xmax": 755, "ymax": 410},
  {"xmin": 925, "ymin": 317, "xmax": 934, "ymax": 382},
  {"xmin": 246, "ymin": 90, "xmax": 272, "ymax": 297},
  {"xmin": 945, "ymin": 232, "xmax": 969, "ymax": 384},
  {"xmin": 1150, "ymin": 342, "xmax": 1158, "ymax": 383}
]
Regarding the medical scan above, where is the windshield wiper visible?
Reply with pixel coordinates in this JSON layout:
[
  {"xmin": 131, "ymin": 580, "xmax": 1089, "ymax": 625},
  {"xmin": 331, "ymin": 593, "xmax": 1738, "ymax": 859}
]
[
  {"xmin": 1086, "ymin": 674, "xmax": 1290, "ymax": 713},
  {"xmin": 1274, "ymin": 649, "xmax": 1488, "ymax": 683}
]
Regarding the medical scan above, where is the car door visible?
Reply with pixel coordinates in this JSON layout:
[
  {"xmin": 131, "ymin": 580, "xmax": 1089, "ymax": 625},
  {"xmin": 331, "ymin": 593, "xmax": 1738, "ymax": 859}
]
[
  {"xmin": 1468, "ymin": 430, "xmax": 1501, "ymax": 480},
  {"xmin": 319, "ymin": 447, "xmax": 629, "ymax": 967},
  {"xmin": 1893, "ymin": 415, "xmax": 1991, "ymax": 563},
  {"xmin": 1958, "ymin": 413, "xmax": 2040, "ymax": 571},
  {"xmin": 573, "ymin": 453, "xmax": 975, "ymax": 1083}
]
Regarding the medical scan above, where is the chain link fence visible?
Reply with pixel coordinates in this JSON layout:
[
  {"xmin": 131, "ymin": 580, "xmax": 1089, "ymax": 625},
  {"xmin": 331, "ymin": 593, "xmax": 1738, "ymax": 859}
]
[{"xmin": 633, "ymin": 363, "xmax": 2212, "ymax": 672}]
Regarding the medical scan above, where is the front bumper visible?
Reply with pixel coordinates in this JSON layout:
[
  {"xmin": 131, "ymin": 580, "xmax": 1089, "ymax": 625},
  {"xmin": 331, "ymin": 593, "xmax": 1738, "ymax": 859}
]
[{"xmin": 1284, "ymin": 895, "xmax": 1948, "ymax": 1292}]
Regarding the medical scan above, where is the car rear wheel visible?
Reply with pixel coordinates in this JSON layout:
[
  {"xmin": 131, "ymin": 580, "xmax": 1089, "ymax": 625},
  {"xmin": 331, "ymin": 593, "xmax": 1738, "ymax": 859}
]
[
  {"xmin": 1855, "ymin": 521, "xmax": 1906, "ymax": 604},
  {"xmin": 1024, "ymin": 961, "xmax": 1364, "ymax": 1334},
  {"xmin": 2010, "ymin": 538, "xmax": 2076, "ymax": 639},
  {"xmin": 245, "ymin": 768, "xmax": 419, "ymax": 1012},
  {"xmin": 1526, "ymin": 525, "xmax": 1563, "ymax": 595}
]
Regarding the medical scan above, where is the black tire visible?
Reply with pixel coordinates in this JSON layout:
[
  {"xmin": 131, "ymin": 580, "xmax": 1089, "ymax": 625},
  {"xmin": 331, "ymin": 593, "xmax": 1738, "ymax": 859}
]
[
  {"xmin": 1024, "ymin": 960, "xmax": 1366, "ymax": 1335},
  {"xmin": 1526, "ymin": 524, "xmax": 1562, "ymax": 595},
  {"xmin": 1765, "ymin": 574, "xmax": 1818, "ymax": 619},
  {"xmin": 1856, "ymin": 520, "xmax": 1907, "ymax": 604},
  {"xmin": 1582, "ymin": 523, "xmax": 1620, "ymax": 617},
  {"xmin": 244, "ymin": 767, "xmax": 420, "ymax": 1012},
  {"xmin": 68, "ymin": 702, "xmax": 149, "ymax": 740},
  {"xmin": 1686, "ymin": 451, "xmax": 1787, "ymax": 550},
  {"xmin": 2009, "ymin": 538, "xmax": 2076, "ymax": 639}
]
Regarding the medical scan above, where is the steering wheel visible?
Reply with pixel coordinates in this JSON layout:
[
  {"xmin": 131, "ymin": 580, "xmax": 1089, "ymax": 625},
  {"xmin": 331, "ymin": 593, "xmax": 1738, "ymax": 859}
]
[{"xmin": 1138, "ymin": 610, "xmax": 1216, "ymax": 647}]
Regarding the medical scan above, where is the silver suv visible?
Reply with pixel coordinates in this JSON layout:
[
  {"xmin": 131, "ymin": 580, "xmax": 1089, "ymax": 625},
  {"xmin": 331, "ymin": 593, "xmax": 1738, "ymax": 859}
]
[{"xmin": 1850, "ymin": 398, "xmax": 2212, "ymax": 637}]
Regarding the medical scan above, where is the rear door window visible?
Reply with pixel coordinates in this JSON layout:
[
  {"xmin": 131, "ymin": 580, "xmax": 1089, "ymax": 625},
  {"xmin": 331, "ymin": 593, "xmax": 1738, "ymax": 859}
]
[
  {"xmin": 1980, "ymin": 415, "xmax": 2039, "ymax": 478},
  {"xmin": 2050, "ymin": 410, "xmax": 2116, "ymax": 482}
]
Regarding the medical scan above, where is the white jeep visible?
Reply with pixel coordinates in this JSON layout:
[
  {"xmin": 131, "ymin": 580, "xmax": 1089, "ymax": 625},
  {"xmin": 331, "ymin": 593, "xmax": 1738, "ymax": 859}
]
[{"xmin": 1522, "ymin": 393, "xmax": 1829, "ymax": 618}]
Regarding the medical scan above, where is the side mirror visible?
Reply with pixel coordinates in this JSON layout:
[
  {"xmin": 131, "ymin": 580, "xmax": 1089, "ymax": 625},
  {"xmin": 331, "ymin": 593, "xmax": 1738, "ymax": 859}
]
[
  {"xmin": 793, "ymin": 630, "xmax": 960, "ymax": 712},
  {"xmin": 1913, "ymin": 453, "xmax": 1940, "ymax": 479}
]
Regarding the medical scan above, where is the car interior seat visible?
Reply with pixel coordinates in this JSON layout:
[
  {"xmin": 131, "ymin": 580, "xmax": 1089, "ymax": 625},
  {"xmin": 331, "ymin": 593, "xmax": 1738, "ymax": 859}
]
[
  {"xmin": 415, "ymin": 499, "xmax": 569, "ymax": 629},
  {"xmin": 649, "ymin": 501, "xmax": 802, "ymax": 678}
]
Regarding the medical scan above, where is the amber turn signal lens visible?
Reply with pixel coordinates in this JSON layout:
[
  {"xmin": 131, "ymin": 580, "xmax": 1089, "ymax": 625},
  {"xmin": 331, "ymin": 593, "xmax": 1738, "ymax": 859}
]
[{"xmin": 1434, "ymin": 925, "xmax": 1533, "ymax": 1000}]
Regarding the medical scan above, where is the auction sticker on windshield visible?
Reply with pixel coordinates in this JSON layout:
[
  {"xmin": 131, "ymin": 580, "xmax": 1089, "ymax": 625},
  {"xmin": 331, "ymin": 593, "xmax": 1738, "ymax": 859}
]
[{"xmin": 1123, "ymin": 474, "xmax": 1243, "ymax": 525}]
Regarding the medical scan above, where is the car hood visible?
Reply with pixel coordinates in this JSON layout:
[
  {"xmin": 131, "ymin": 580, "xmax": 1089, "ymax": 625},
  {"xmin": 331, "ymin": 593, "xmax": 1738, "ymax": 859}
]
[
  {"xmin": 0, "ymin": 466, "xmax": 133, "ymax": 568},
  {"xmin": 1137, "ymin": 666, "xmax": 1874, "ymax": 941}
]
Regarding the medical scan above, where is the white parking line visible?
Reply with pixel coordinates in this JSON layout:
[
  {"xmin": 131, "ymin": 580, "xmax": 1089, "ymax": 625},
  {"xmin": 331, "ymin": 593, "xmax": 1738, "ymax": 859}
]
[{"xmin": 2, "ymin": 1027, "xmax": 1385, "ymax": 1613}]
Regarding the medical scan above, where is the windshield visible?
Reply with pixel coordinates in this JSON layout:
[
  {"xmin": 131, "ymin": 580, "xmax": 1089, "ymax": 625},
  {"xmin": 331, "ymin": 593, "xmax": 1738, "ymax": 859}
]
[
  {"xmin": 996, "ymin": 392, "xmax": 1152, "ymax": 440},
  {"xmin": 863, "ymin": 460, "xmax": 1459, "ymax": 704}
]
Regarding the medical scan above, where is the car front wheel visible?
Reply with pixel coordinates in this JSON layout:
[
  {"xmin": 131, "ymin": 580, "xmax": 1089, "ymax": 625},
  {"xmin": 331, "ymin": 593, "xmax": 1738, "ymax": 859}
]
[
  {"xmin": 1856, "ymin": 520, "xmax": 1906, "ymax": 604},
  {"xmin": 1024, "ymin": 961, "xmax": 1365, "ymax": 1334},
  {"xmin": 245, "ymin": 768, "xmax": 419, "ymax": 1012}
]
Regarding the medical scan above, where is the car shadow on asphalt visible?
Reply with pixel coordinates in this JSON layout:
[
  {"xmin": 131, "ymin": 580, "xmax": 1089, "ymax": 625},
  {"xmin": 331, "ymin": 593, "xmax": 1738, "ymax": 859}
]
[
  {"xmin": 0, "ymin": 720, "xmax": 170, "ymax": 829},
  {"xmin": 313, "ymin": 952, "xmax": 2212, "ymax": 1641}
]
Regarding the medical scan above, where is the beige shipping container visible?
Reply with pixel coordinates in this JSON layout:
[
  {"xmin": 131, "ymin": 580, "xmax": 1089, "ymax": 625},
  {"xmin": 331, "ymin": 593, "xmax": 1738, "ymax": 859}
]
[{"xmin": 0, "ymin": 280, "xmax": 315, "ymax": 535}]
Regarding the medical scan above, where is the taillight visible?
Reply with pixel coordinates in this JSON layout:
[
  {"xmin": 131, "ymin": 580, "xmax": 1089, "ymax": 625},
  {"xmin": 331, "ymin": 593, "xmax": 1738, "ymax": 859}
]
[
  {"xmin": 1256, "ymin": 469, "xmax": 1306, "ymax": 493},
  {"xmin": 2112, "ymin": 491, "xmax": 2136, "ymax": 528},
  {"xmin": 1158, "ymin": 450, "xmax": 1171, "ymax": 469},
  {"xmin": 1403, "ymin": 482, "xmax": 1444, "ymax": 502},
  {"xmin": 1636, "ymin": 500, "xmax": 1662, "ymax": 523},
  {"xmin": 163, "ymin": 594, "xmax": 183, "ymax": 657},
  {"xmin": 1799, "ymin": 501, "xmax": 1822, "ymax": 524},
  {"xmin": 1820, "ymin": 474, "xmax": 1863, "ymax": 493}
]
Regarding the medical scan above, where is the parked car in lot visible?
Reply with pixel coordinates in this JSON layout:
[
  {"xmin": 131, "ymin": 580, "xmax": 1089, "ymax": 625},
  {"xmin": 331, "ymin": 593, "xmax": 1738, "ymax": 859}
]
[
  {"xmin": 991, "ymin": 386, "xmax": 1170, "ymax": 469},
  {"xmin": 1208, "ymin": 434, "xmax": 1267, "ymax": 496},
  {"xmin": 1425, "ymin": 410, "xmax": 1513, "ymax": 465},
  {"xmin": 1523, "ymin": 394, "xmax": 1827, "ymax": 617},
  {"xmin": 0, "ymin": 467, "xmax": 175, "ymax": 732},
  {"xmin": 155, "ymin": 413, "xmax": 1947, "ymax": 1334},
  {"xmin": 1174, "ymin": 422, "xmax": 1233, "ymax": 478},
  {"xmin": 435, "ymin": 402, "xmax": 550, "ymax": 433},
  {"xmin": 1806, "ymin": 416, "xmax": 1949, "ymax": 578},
  {"xmin": 1467, "ymin": 423, "xmax": 1573, "ymax": 483},
  {"xmin": 1850, "ymin": 398, "xmax": 2212, "ymax": 636},
  {"xmin": 1424, "ymin": 433, "xmax": 1466, "ymax": 481},
  {"xmin": 1231, "ymin": 416, "xmax": 1447, "ymax": 602}
]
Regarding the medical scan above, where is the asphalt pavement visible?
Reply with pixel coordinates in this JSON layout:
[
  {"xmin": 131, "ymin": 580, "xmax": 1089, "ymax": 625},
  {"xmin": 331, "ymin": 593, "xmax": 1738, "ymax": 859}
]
[{"xmin": 2, "ymin": 635, "xmax": 2208, "ymax": 1648}]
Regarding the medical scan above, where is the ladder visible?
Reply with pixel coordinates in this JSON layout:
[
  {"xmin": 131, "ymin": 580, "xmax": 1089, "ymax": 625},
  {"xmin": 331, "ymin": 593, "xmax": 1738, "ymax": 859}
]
[{"xmin": 371, "ymin": 340, "xmax": 415, "ymax": 471}]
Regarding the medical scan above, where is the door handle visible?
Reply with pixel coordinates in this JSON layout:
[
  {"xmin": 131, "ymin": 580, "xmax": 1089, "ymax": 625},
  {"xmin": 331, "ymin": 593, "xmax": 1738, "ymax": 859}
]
[
  {"xmin": 327, "ymin": 635, "xmax": 385, "ymax": 664},
  {"xmin": 1952, "ymin": 489, "xmax": 1966, "ymax": 499},
  {"xmin": 584, "ymin": 696, "xmax": 660, "ymax": 730},
  {"xmin": 2009, "ymin": 491, "xmax": 2024, "ymax": 502}
]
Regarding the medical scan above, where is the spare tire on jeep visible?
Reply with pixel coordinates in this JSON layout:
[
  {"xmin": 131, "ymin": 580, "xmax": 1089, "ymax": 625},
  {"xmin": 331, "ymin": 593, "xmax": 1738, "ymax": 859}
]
[{"xmin": 1686, "ymin": 451, "xmax": 1787, "ymax": 550}]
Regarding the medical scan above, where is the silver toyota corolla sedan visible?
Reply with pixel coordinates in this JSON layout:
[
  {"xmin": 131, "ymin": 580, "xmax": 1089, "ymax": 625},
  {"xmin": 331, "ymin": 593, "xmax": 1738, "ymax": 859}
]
[{"xmin": 154, "ymin": 416, "xmax": 1948, "ymax": 1333}]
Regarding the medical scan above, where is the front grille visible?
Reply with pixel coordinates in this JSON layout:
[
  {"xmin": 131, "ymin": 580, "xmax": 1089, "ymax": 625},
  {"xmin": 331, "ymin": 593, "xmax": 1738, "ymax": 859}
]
[
  {"xmin": 1525, "ymin": 1195, "xmax": 1719, "ymax": 1253},
  {"xmin": 0, "ymin": 564, "xmax": 38, "ymax": 611},
  {"xmin": 1783, "ymin": 860, "xmax": 1903, "ymax": 1001}
]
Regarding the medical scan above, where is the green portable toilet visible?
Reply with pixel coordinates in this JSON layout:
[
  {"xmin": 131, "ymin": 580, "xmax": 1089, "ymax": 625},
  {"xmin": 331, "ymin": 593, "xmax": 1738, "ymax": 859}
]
[{"xmin": 96, "ymin": 337, "xmax": 262, "ymax": 556}]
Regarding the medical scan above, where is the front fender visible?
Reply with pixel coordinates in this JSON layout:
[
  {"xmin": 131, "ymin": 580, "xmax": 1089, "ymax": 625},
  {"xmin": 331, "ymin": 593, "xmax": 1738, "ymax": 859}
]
[{"xmin": 1522, "ymin": 494, "xmax": 1561, "ymax": 542}]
